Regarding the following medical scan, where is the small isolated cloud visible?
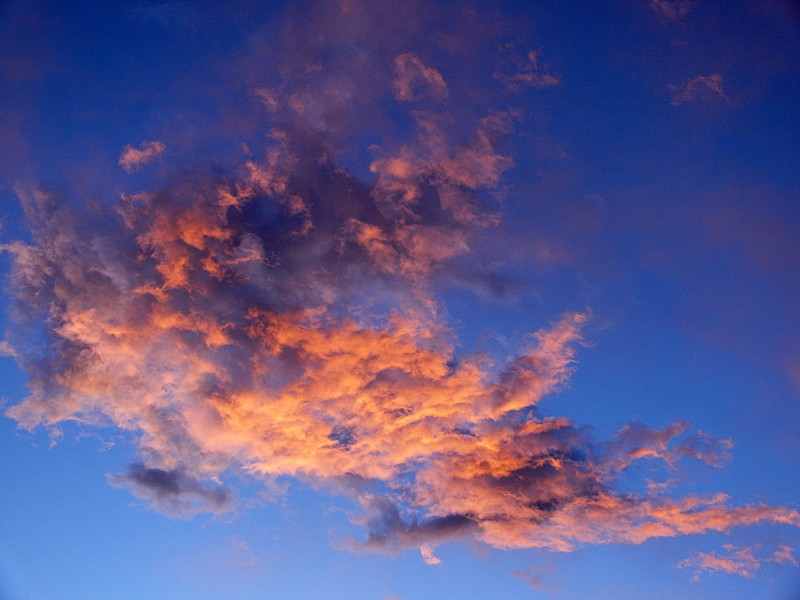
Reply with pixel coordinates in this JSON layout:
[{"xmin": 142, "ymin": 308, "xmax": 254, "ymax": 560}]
[
  {"xmin": 420, "ymin": 544, "xmax": 441, "ymax": 565},
  {"xmin": 118, "ymin": 140, "xmax": 166, "ymax": 173},
  {"xmin": 649, "ymin": 0, "xmax": 693, "ymax": 23},
  {"xmin": 678, "ymin": 543, "xmax": 798, "ymax": 581},
  {"xmin": 109, "ymin": 463, "xmax": 234, "ymax": 518},
  {"xmin": 668, "ymin": 73, "xmax": 728, "ymax": 106},
  {"xmin": 495, "ymin": 50, "xmax": 560, "ymax": 91},
  {"xmin": 393, "ymin": 53, "xmax": 448, "ymax": 102}
]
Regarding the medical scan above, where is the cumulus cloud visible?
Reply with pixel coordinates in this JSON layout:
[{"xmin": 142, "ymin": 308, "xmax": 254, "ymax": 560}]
[
  {"xmin": 118, "ymin": 140, "xmax": 166, "ymax": 173},
  {"xmin": 3, "ymin": 0, "xmax": 799, "ymax": 574},
  {"xmin": 669, "ymin": 73, "xmax": 728, "ymax": 106}
]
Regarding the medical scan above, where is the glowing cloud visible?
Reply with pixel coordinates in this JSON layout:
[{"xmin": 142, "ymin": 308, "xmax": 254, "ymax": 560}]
[
  {"xmin": 118, "ymin": 140, "xmax": 166, "ymax": 173},
  {"xmin": 3, "ymin": 0, "xmax": 798, "ymax": 577}
]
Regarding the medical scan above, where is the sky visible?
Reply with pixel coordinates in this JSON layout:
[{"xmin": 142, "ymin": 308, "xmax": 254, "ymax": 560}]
[{"xmin": 1, "ymin": 0, "xmax": 799, "ymax": 598}]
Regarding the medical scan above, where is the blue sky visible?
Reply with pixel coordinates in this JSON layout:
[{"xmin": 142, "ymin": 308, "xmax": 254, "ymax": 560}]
[{"xmin": 2, "ymin": 1, "xmax": 800, "ymax": 598}]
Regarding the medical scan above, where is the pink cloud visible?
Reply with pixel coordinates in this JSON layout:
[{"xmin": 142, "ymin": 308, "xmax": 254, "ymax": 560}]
[
  {"xmin": 118, "ymin": 140, "xmax": 166, "ymax": 173},
  {"xmin": 4, "ymin": 1, "xmax": 799, "ymax": 575},
  {"xmin": 678, "ymin": 543, "xmax": 798, "ymax": 581},
  {"xmin": 7, "ymin": 86, "xmax": 800, "ymax": 568},
  {"xmin": 0, "ymin": 340, "xmax": 17, "ymax": 358},
  {"xmin": 392, "ymin": 53, "xmax": 448, "ymax": 102}
]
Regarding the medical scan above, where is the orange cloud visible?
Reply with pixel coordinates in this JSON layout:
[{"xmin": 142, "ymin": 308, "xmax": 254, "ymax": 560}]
[
  {"xmin": 119, "ymin": 140, "xmax": 166, "ymax": 173},
  {"xmin": 4, "ymin": 20, "xmax": 799, "ymax": 572},
  {"xmin": 7, "ymin": 123, "xmax": 800, "ymax": 565}
]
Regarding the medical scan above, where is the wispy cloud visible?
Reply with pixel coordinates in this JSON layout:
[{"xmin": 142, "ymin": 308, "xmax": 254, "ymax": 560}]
[
  {"xmin": 495, "ymin": 50, "xmax": 560, "ymax": 91},
  {"xmin": 669, "ymin": 73, "xmax": 728, "ymax": 106},
  {"xmin": 118, "ymin": 140, "xmax": 166, "ymax": 173},
  {"xmin": 0, "ymin": 340, "xmax": 17, "ymax": 358},
  {"xmin": 678, "ymin": 543, "xmax": 798, "ymax": 581},
  {"xmin": 109, "ymin": 463, "xmax": 233, "ymax": 518},
  {"xmin": 649, "ymin": 0, "xmax": 693, "ymax": 24},
  {"xmin": 393, "ymin": 53, "xmax": 448, "ymax": 102}
]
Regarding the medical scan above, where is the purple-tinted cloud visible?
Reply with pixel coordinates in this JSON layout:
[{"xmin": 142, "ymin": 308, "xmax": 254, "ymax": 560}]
[{"xmin": 669, "ymin": 73, "xmax": 727, "ymax": 106}]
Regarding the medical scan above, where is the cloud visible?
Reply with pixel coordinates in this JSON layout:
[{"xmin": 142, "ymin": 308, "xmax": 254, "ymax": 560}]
[
  {"xmin": 118, "ymin": 140, "xmax": 166, "ymax": 173},
  {"xmin": 3, "ymin": 0, "xmax": 799, "ymax": 574},
  {"xmin": 512, "ymin": 563, "xmax": 554, "ymax": 589},
  {"xmin": 0, "ymin": 340, "xmax": 17, "ymax": 358},
  {"xmin": 649, "ymin": 0, "xmax": 693, "ymax": 23},
  {"xmin": 669, "ymin": 73, "xmax": 728, "ymax": 106},
  {"xmin": 494, "ymin": 50, "xmax": 560, "ymax": 91},
  {"xmin": 772, "ymin": 543, "xmax": 800, "ymax": 567},
  {"xmin": 108, "ymin": 462, "xmax": 234, "ymax": 518},
  {"xmin": 678, "ymin": 543, "xmax": 798, "ymax": 581},
  {"xmin": 393, "ymin": 53, "xmax": 448, "ymax": 101}
]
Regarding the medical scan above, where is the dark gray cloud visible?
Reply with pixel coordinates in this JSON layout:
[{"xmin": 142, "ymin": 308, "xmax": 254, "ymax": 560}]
[{"xmin": 109, "ymin": 463, "xmax": 233, "ymax": 517}]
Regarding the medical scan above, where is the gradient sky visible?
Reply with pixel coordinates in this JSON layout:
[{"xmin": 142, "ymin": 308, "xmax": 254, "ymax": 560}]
[{"xmin": 1, "ymin": 1, "xmax": 800, "ymax": 599}]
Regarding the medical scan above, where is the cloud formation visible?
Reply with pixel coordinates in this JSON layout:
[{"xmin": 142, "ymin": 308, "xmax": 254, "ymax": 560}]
[
  {"xmin": 393, "ymin": 53, "xmax": 448, "ymax": 101},
  {"xmin": 649, "ymin": 0, "xmax": 693, "ymax": 23},
  {"xmin": 118, "ymin": 140, "xmax": 166, "ymax": 173},
  {"xmin": 3, "ymin": 0, "xmax": 799, "ymax": 573},
  {"xmin": 109, "ymin": 462, "xmax": 234, "ymax": 517},
  {"xmin": 494, "ymin": 50, "xmax": 560, "ymax": 91},
  {"xmin": 678, "ymin": 543, "xmax": 798, "ymax": 581},
  {"xmin": 669, "ymin": 73, "xmax": 727, "ymax": 106}
]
